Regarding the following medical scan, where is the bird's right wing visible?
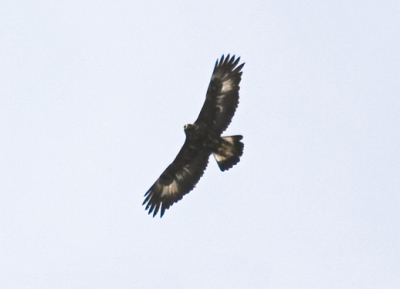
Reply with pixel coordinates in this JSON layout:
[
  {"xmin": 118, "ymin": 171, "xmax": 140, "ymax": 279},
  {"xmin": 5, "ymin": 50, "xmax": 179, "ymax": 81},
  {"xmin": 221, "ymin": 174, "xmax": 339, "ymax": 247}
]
[{"xmin": 194, "ymin": 54, "xmax": 245, "ymax": 134}]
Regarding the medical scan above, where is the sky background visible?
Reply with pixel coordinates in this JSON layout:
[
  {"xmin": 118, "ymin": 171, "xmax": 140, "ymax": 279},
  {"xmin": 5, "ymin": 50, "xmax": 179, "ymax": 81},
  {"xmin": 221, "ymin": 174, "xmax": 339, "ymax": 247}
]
[{"xmin": 1, "ymin": 1, "xmax": 399, "ymax": 288}]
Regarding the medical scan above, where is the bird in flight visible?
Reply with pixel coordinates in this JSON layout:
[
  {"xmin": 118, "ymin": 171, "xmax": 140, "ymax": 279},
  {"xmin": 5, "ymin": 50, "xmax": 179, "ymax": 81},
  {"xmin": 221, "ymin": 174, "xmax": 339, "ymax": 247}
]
[{"xmin": 143, "ymin": 54, "xmax": 245, "ymax": 217}]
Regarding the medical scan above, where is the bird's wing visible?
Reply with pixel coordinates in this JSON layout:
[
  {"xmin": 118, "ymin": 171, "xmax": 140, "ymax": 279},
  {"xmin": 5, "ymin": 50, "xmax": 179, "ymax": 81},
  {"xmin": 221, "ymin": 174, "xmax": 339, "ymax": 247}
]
[
  {"xmin": 194, "ymin": 54, "xmax": 244, "ymax": 134},
  {"xmin": 143, "ymin": 140, "xmax": 210, "ymax": 217}
]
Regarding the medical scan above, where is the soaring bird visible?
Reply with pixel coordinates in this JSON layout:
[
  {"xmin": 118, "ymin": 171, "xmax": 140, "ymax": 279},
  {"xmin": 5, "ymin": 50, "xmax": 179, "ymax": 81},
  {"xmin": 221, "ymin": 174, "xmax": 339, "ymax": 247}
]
[{"xmin": 143, "ymin": 54, "xmax": 244, "ymax": 217}]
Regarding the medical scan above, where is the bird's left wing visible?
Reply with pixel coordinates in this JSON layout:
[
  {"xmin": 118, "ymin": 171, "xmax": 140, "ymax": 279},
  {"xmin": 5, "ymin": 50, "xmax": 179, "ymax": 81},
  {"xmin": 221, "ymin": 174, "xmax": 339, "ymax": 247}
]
[{"xmin": 143, "ymin": 141, "xmax": 210, "ymax": 217}]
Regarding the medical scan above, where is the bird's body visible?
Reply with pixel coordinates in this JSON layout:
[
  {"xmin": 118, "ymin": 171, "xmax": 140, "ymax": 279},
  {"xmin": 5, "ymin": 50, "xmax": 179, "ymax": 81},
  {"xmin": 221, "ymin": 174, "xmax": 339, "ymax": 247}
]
[{"xmin": 143, "ymin": 55, "xmax": 245, "ymax": 217}]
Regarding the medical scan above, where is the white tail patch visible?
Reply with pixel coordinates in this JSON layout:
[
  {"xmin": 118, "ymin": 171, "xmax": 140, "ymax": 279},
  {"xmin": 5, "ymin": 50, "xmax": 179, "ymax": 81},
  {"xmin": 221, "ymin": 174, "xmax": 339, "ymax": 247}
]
[
  {"xmin": 222, "ymin": 136, "xmax": 235, "ymax": 144},
  {"xmin": 214, "ymin": 154, "xmax": 227, "ymax": 162},
  {"xmin": 214, "ymin": 141, "xmax": 235, "ymax": 161},
  {"xmin": 213, "ymin": 135, "xmax": 243, "ymax": 171}
]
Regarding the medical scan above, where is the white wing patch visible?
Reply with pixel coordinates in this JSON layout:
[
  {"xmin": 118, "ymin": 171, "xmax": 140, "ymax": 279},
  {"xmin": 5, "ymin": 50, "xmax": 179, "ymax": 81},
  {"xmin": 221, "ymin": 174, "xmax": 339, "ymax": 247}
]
[
  {"xmin": 221, "ymin": 78, "xmax": 234, "ymax": 93},
  {"xmin": 216, "ymin": 93, "xmax": 227, "ymax": 108},
  {"xmin": 216, "ymin": 104, "xmax": 224, "ymax": 112},
  {"xmin": 159, "ymin": 165, "xmax": 193, "ymax": 197},
  {"xmin": 160, "ymin": 180, "xmax": 179, "ymax": 197},
  {"xmin": 215, "ymin": 78, "xmax": 234, "ymax": 110}
]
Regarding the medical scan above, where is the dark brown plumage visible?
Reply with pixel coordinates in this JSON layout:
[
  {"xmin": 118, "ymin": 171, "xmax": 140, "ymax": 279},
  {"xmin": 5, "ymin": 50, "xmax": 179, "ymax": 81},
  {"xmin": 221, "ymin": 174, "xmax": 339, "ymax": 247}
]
[{"xmin": 143, "ymin": 54, "xmax": 244, "ymax": 217}]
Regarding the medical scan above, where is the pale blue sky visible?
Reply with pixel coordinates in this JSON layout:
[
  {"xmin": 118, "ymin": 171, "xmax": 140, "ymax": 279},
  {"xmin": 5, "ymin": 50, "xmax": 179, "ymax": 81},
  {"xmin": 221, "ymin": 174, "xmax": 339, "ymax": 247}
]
[{"xmin": 1, "ymin": 1, "xmax": 399, "ymax": 288}]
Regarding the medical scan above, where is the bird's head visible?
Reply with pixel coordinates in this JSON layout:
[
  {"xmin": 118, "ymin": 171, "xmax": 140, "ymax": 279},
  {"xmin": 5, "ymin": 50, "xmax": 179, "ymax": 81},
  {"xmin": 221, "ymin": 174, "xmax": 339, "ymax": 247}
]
[
  {"xmin": 184, "ymin": 124, "xmax": 197, "ymax": 136},
  {"xmin": 184, "ymin": 124, "xmax": 193, "ymax": 132}
]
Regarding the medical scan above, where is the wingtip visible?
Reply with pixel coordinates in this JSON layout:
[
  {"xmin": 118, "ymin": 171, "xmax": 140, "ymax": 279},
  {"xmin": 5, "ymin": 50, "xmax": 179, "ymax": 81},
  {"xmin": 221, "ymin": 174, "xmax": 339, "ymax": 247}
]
[
  {"xmin": 220, "ymin": 54, "xmax": 225, "ymax": 64},
  {"xmin": 217, "ymin": 54, "xmax": 244, "ymax": 69},
  {"xmin": 233, "ymin": 56, "xmax": 240, "ymax": 67}
]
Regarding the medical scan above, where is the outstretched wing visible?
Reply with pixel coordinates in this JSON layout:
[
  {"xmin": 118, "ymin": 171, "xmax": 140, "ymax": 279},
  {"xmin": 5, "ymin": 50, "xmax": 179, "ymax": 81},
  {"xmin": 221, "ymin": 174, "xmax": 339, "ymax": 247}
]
[
  {"xmin": 143, "ymin": 141, "xmax": 210, "ymax": 217},
  {"xmin": 195, "ymin": 54, "xmax": 245, "ymax": 134}
]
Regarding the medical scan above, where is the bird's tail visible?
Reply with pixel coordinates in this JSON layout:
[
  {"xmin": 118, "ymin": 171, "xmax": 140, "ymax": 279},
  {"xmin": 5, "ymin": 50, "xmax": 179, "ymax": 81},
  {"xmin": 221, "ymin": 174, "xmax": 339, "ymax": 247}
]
[{"xmin": 213, "ymin": 135, "xmax": 244, "ymax": 171}]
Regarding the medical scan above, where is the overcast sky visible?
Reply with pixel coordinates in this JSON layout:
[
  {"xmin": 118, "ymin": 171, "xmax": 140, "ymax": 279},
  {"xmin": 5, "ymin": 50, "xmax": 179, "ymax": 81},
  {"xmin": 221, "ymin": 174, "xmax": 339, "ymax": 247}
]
[{"xmin": 1, "ymin": 1, "xmax": 399, "ymax": 288}]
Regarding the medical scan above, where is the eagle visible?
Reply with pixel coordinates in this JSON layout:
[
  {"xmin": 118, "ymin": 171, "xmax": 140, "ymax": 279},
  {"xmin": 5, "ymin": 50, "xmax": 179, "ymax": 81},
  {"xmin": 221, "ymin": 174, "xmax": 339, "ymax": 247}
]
[{"xmin": 143, "ymin": 54, "xmax": 245, "ymax": 217}]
